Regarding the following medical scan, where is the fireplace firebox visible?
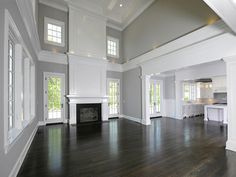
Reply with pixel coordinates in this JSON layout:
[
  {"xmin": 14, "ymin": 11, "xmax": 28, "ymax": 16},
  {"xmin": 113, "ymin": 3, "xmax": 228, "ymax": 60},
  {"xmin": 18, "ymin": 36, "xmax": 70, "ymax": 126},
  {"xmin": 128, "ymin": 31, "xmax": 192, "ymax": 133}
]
[{"xmin": 76, "ymin": 103, "xmax": 102, "ymax": 124}]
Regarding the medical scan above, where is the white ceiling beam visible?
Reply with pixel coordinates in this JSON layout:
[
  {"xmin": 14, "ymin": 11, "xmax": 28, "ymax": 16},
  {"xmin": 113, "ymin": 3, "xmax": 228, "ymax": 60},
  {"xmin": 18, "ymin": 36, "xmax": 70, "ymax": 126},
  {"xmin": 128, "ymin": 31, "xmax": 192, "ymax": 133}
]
[{"xmin": 203, "ymin": 0, "xmax": 236, "ymax": 33}]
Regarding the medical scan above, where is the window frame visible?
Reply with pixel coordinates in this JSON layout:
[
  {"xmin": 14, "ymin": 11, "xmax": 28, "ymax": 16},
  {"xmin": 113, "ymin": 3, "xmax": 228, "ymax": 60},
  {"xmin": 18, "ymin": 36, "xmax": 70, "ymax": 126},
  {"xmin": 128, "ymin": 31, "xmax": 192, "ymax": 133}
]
[
  {"xmin": 183, "ymin": 82, "xmax": 197, "ymax": 102},
  {"xmin": 107, "ymin": 36, "xmax": 119, "ymax": 58},
  {"xmin": 44, "ymin": 17, "xmax": 65, "ymax": 47},
  {"xmin": 8, "ymin": 34, "xmax": 15, "ymax": 130},
  {"xmin": 4, "ymin": 9, "xmax": 36, "ymax": 153}
]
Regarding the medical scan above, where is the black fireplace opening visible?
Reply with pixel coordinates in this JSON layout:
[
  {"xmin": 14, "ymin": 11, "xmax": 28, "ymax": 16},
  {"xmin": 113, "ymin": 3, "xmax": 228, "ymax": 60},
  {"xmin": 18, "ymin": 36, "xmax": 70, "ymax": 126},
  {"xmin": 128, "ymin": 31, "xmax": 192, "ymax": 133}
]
[{"xmin": 76, "ymin": 103, "xmax": 102, "ymax": 125}]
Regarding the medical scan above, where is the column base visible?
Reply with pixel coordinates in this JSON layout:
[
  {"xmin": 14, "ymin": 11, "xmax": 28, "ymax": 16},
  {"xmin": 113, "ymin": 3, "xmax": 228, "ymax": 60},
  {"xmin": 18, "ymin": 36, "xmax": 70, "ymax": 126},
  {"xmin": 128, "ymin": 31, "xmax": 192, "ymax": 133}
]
[
  {"xmin": 226, "ymin": 140, "xmax": 236, "ymax": 152},
  {"xmin": 141, "ymin": 119, "xmax": 151, "ymax": 125}
]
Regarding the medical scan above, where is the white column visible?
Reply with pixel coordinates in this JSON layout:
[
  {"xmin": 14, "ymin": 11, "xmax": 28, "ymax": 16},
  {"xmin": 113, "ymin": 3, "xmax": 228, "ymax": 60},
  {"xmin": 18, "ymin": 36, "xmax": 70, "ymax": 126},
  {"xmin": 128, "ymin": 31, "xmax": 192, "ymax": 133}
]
[
  {"xmin": 141, "ymin": 75, "xmax": 151, "ymax": 125},
  {"xmin": 175, "ymin": 80, "xmax": 183, "ymax": 119},
  {"xmin": 69, "ymin": 103, "xmax": 76, "ymax": 125},
  {"xmin": 225, "ymin": 56, "xmax": 236, "ymax": 152},
  {"xmin": 102, "ymin": 98, "xmax": 109, "ymax": 121}
]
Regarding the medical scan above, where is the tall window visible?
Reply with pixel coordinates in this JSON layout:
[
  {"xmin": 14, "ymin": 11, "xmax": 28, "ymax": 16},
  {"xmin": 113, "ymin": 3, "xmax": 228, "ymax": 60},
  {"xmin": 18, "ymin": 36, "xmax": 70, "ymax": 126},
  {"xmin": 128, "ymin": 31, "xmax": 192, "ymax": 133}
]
[
  {"xmin": 107, "ymin": 36, "xmax": 119, "ymax": 58},
  {"xmin": 8, "ymin": 36, "xmax": 15, "ymax": 130},
  {"xmin": 44, "ymin": 17, "xmax": 65, "ymax": 46},
  {"xmin": 183, "ymin": 83, "xmax": 197, "ymax": 101},
  {"xmin": 4, "ymin": 10, "xmax": 36, "ymax": 148},
  {"xmin": 150, "ymin": 81, "xmax": 161, "ymax": 115}
]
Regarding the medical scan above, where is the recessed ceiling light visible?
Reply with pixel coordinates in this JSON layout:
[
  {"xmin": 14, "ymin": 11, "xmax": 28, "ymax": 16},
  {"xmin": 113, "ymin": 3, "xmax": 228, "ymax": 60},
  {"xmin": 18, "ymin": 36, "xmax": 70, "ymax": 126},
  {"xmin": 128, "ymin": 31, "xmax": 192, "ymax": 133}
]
[{"xmin": 120, "ymin": 4, "xmax": 123, "ymax": 7}]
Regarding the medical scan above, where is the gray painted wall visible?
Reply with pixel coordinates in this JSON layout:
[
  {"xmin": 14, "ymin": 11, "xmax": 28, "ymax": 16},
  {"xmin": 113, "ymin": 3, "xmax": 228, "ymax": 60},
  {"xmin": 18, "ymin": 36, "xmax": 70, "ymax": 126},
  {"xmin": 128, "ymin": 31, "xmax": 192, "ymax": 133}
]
[
  {"xmin": 122, "ymin": 67, "xmax": 142, "ymax": 119},
  {"xmin": 122, "ymin": 0, "xmax": 219, "ymax": 61},
  {"xmin": 37, "ymin": 61, "xmax": 69, "ymax": 122},
  {"xmin": 0, "ymin": 0, "xmax": 39, "ymax": 176},
  {"xmin": 106, "ymin": 27, "xmax": 123, "ymax": 64},
  {"xmin": 107, "ymin": 71, "xmax": 123, "ymax": 114},
  {"xmin": 38, "ymin": 3, "xmax": 68, "ymax": 53}
]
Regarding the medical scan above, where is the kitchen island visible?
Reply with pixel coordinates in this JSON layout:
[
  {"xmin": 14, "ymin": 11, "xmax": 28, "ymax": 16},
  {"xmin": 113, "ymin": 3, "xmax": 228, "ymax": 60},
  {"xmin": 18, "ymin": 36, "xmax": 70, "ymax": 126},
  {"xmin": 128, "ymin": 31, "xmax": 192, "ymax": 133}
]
[{"xmin": 204, "ymin": 104, "xmax": 227, "ymax": 124}]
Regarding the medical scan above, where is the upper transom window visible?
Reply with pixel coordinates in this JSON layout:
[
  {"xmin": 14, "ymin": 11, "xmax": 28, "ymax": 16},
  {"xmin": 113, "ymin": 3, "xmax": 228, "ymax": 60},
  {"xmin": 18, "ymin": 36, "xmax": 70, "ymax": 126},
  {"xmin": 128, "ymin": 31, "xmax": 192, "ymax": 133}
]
[
  {"xmin": 107, "ymin": 36, "xmax": 119, "ymax": 58},
  {"xmin": 44, "ymin": 17, "xmax": 65, "ymax": 47}
]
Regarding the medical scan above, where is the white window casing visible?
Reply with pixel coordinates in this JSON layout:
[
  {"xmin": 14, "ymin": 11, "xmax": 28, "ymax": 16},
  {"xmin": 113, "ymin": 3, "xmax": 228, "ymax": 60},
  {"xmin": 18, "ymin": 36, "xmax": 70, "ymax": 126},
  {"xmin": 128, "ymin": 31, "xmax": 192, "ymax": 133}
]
[
  {"xmin": 44, "ymin": 17, "xmax": 65, "ymax": 47},
  {"xmin": 107, "ymin": 36, "xmax": 119, "ymax": 58},
  {"xmin": 4, "ymin": 9, "xmax": 36, "ymax": 153}
]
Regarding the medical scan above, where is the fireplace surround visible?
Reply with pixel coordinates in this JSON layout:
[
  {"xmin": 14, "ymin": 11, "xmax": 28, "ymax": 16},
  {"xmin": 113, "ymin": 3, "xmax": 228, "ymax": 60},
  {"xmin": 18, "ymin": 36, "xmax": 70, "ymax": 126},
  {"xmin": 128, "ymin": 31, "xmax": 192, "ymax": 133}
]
[{"xmin": 76, "ymin": 103, "xmax": 102, "ymax": 124}]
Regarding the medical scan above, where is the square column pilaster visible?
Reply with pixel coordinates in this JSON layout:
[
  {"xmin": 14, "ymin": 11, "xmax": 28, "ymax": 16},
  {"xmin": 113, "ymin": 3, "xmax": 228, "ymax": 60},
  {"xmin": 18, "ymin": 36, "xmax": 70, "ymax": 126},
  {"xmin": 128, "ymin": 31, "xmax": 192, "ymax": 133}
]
[
  {"xmin": 225, "ymin": 56, "xmax": 236, "ymax": 152},
  {"xmin": 141, "ymin": 75, "xmax": 151, "ymax": 125}
]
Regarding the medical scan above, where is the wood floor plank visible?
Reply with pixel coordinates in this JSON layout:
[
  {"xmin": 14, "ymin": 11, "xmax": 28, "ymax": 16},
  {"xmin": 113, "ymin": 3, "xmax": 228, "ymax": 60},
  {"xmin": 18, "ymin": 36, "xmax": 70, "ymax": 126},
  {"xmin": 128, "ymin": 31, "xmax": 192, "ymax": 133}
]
[{"xmin": 17, "ymin": 117, "xmax": 236, "ymax": 177}]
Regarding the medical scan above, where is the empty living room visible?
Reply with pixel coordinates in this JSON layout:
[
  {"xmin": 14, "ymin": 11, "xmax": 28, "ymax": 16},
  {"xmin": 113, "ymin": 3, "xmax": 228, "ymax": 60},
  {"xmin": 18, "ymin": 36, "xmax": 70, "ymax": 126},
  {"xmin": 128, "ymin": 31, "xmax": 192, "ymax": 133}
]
[{"xmin": 1, "ymin": 0, "xmax": 236, "ymax": 176}]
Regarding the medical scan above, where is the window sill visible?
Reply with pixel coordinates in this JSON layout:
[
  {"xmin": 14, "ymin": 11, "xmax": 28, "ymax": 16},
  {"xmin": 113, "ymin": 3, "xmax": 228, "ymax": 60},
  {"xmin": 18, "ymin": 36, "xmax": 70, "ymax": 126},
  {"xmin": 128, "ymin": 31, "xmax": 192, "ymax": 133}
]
[
  {"xmin": 4, "ymin": 118, "xmax": 35, "ymax": 154},
  {"xmin": 107, "ymin": 54, "xmax": 119, "ymax": 59}
]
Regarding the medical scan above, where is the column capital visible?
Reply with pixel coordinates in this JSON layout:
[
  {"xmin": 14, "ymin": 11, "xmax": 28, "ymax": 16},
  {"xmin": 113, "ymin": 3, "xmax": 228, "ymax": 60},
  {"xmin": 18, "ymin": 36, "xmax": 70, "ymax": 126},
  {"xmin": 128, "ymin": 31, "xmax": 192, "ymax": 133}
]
[
  {"xmin": 224, "ymin": 55, "xmax": 236, "ymax": 63},
  {"xmin": 140, "ymin": 75, "xmax": 151, "ymax": 80}
]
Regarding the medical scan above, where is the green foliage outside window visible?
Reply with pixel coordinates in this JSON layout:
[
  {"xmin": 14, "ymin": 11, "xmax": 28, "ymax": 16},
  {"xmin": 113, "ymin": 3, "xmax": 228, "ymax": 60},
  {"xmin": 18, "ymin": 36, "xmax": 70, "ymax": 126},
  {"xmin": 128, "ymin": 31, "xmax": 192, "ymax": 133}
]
[{"xmin": 48, "ymin": 77, "xmax": 61, "ymax": 111}]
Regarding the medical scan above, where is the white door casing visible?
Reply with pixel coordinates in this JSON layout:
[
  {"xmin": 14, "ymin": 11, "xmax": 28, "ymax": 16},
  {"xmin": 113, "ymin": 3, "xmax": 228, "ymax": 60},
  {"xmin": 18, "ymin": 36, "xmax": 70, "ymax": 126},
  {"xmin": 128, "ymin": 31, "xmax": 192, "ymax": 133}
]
[
  {"xmin": 107, "ymin": 78, "xmax": 120, "ymax": 117},
  {"xmin": 150, "ymin": 79, "xmax": 164, "ymax": 118},
  {"xmin": 44, "ymin": 72, "xmax": 65, "ymax": 124}
]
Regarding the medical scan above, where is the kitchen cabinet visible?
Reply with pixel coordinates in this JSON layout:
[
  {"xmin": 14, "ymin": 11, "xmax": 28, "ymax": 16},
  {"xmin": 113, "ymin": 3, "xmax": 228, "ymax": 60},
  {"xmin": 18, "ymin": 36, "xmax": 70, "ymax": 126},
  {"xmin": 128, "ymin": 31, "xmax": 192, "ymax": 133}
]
[
  {"xmin": 182, "ymin": 104, "xmax": 204, "ymax": 117},
  {"xmin": 204, "ymin": 104, "xmax": 227, "ymax": 124},
  {"xmin": 212, "ymin": 76, "xmax": 227, "ymax": 93}
]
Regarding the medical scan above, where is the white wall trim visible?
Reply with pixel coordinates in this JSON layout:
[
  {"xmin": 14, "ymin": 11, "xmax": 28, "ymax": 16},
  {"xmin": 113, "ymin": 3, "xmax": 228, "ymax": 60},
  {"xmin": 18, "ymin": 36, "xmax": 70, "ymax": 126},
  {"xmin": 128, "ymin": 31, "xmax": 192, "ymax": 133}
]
[
  {"xmin": 107, "ymin": 21, "xmax": 123, "ymax": 31},
  {"xmin": 226, "ymin": 140, "xmax": 236, "ymax": 152},
  {"xmin": 121, "ymin": 114, "xmax": 142, "ymax": 124},
  {"xmin": 8, "ymin": 123, "xmax": 38, "ymax": 177},
  {"xmin": 38, "ymin": 121, "xmax": 46, "ymax": 126},
  {"xmin": 39, "ymin": 0, "xmax": 68, "ymax": 12},
  {"xmin": 16, "ymin": 0, "xmax": 41, "ymax": 56},
  {"xmin": 39, "ymin": 50, "xmax": 68, "ymax": 65},
  {"xmin": 203, "ymin": 0, "xmax": 236, "ymax": 34},
  {"xmin": 122, "ymin": 20, "xmax": 229, "ymax": 72},
  {"xmin": 107, "ymin": 62, "xmax": 123, "ymax": 72}
]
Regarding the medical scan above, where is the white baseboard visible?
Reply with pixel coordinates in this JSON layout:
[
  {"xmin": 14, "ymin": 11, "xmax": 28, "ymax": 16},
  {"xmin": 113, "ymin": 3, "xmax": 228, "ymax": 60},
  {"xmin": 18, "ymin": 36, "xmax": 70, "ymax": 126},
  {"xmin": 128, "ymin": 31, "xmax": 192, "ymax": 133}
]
[
  {"xmin": 226, "ymin": 140, "xmax": 236, "ymax": 152},
  {"xmin": 9, "ymin": 123, "xmax": 38, "ymax": 177},
  {"xmin": 121, "ymin": 114, "xmax": 142, "ymax": 123},
  {"xmin": 38, "ymin": 121, "xmax": 46, "ymax": 126},
  {"xmin": 39, "ymin": 120, "xmax": 69, "ymax": 125}
]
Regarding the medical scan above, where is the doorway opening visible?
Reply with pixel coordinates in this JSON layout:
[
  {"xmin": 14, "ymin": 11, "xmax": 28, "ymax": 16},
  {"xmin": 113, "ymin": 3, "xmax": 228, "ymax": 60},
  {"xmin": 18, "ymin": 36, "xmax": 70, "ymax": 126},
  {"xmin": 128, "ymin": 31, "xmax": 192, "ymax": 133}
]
[
  {"xmin": 107, "ymin": 78, "xmax": 120, "ymax": 118},
  {"xmin": 44, "ymin": 72, "xmax": 65, "ymax": 124}
]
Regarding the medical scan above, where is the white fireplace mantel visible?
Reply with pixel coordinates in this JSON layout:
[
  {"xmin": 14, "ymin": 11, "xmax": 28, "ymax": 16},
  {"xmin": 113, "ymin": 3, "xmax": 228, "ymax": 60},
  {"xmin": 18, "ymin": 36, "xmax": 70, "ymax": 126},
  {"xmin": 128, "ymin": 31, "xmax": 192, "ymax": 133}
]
[
  {"xmin": 67, "ymin": 95, "xmax": 109, "ymax": 125},
  {"xmin": 67, "ymin": 95, "xmax": 108, "ymax": 103}
]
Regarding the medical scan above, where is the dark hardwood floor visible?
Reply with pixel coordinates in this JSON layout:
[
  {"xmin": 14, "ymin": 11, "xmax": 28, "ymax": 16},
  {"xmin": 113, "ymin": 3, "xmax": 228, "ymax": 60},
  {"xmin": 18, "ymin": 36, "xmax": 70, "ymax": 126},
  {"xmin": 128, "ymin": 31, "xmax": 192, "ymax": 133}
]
[{"xmin": 18, "ymin": 117, "xmax": 236, "ymax": 177}]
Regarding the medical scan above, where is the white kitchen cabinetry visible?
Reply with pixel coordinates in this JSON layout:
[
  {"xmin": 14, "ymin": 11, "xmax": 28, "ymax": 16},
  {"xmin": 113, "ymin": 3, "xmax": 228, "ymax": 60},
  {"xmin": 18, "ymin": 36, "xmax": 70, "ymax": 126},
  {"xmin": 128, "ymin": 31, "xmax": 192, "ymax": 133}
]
[
  {"xmin": 182, "ymin": 104, "xmax": 204, "ymax": 118},
  {"xmin": 212, "ymin": 76, "xmax": 227, "ymax": 93},
  {"xmin": 204, "ymin": 104, "xmax": 227, "ymax": 124}
]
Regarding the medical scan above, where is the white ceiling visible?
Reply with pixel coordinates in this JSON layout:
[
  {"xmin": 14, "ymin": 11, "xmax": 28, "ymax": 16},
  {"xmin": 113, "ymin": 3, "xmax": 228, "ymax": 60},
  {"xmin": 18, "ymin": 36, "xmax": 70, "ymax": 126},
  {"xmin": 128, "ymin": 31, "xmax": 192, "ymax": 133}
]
[{"xmin": 39, "ymin": 0, "xmax": 155, "ymax": 30}]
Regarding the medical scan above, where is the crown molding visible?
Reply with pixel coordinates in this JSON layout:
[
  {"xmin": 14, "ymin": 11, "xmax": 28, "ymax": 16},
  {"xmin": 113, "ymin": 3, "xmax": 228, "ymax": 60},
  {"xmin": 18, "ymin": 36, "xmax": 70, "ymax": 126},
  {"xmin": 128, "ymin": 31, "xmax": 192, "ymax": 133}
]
[
  {"xmin": 39, "ymin": 0, "xmax": 68, "ymax": 12},
  {"xmin": 122, "ymin": 20, "xmax": 230, "ymax": 72},
  {"xmin": 107, "ymin": 62, "xmax": 123, "ymax": 72},
  {"xmin": 67, "ymin": 0, "xmax": 104, "ymax": 17},
  {"xmin": 39, "ymin": 50, "xmax": 68, "ymax": 64},
  {"xmin": 16, "ymin": 0, "xmax": 41, "ymax": 57},
  {"xmin": 107, "ymin": 20, "xmax": 123, "ymax": 31}
]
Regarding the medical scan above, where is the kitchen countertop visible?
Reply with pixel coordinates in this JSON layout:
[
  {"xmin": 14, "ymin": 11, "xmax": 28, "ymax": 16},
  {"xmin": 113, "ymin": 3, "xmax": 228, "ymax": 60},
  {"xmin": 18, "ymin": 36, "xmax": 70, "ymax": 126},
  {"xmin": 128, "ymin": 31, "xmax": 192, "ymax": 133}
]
[{"xmin": 205, "ymin": 104, "xmax": 227, "ymax": 108}]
